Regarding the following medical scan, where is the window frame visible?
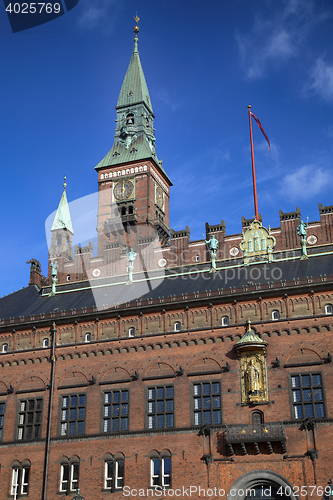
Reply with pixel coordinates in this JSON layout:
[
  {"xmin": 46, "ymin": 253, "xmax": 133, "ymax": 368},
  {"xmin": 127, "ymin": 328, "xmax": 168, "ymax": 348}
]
[
  {"xmin": 221, "ymin": 316, "xmax": 229, "ymax": 327},
  {"xmin": 102, "ymin": 389, "xmax": 129, "ymax": 434},
  {"xmin": 16, "ymin": 397, "xmax": 43, "ymax": 441},
  {"xmin": 84, "ymin": 333, "xmax": 91, "ymax": 343},
  {"xmin": 146, "ymin": 385, "xmax": 174, "ymax": 430},
  {"xmin": 128, "ymin": 327, "xmax": 135, "ymax": 338},
  {"xmin": 325, "ymin": 304, "xmax": 333, "ymax": 315},
  {"xmin": 58, "ymin": 393, "xmax": 86, "ymax": 437},
  {"xmin": 42, "ymin": 338, "xmax": 49, "ymax": 348},
  {"xmin": 10, "ymin": 463, "xmax": 30, "ymax": 498},
  {"xmin": 272, "ymin": 310, "xmax": 280, "ymax": 321},
  {"xmin": 288, "ymin": 371, "xmax": 326, "ymax": 420},
  {"xmin": 173, "ymin": 322, "xmax": 181, "ymax": 332},
  {"xmin": 190, "ymin": 380, "xmax": 222, "ymax": 427},
  {"xmin": 1, "ymin": 343, "xmax": 8, "ymax": 353},
  {"xmin": 104, "ymin": 455, "xmax": 125, "ymax": 492},
  {"xmin": 149, "ymin": 452, "xmax": 171, "ymax": 488},
  {"xmin": 59, "ymin": 461, "xmax": 79, "ymax": 493}
]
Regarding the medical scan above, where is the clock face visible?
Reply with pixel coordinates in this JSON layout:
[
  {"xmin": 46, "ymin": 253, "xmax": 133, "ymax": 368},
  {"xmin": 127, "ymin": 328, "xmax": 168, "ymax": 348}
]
[
  {"xmin": 114, "ymin": 179, "xmax": 134, "ymax": 200},
  {"xmin": 156, "ymin": 186, "xmax": 164, "ymax": 209}
]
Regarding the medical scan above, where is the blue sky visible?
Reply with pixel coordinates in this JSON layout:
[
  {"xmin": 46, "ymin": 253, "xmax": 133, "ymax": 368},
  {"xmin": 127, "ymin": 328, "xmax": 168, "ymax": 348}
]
[{"xmin": 1, "ymin": 0, "xmax": 333, "ymax": 299}]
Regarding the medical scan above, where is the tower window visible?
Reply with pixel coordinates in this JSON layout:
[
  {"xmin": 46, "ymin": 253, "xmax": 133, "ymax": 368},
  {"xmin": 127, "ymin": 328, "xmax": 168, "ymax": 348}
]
[
  {"xmin": 290, "ymin": 373, "xmax": 325, "ymax": 419},
  {"xmin": 174, "ymin": 322, "xmax": 181, "ymax": 332},
  {"xmin": 66, "ymin": 274, "xmax": 70, "ymax": 282},
  {"xmin": 104, "ymin": 454, "xmax": 125, "ymax": 491},
  {"xmin": 121, "ymin": 207, "xmax": 127, "ymax": 216},
  {"xmin": 272, "ymin": 310, "xmax": 280, "ymax": 321},
  {"xmin": 325, "ymin": 304, "xmax": 333, "ymax": 315},
  {"xmin": 103, "ymin": 391, "xmax": 129, "ymax": 433},
  {"xmin": 1, "ymin": 343, "xmax": 8, "ymax": 353},
  {"xmin": 150, "ymin": 451, "xmax": 171, "ymax": 488},
  {"xmin": 126, "ymin": 113, "xmax": 134, "ymax": 124},
  {"xmin": 147, "ymin": 386, "xmax": 174, "ymax": 429},
  {"xmin": 59, "ymin": 458, "xmax": 80, "ymax": 493},
  {"xmin": 192, "ymin": 381, "xmax": 221, "ymax": 426},
  {"xmin": 251, "ymin": 410, "xmax": 264, "ymax": 427},
  {"xmin": 195, "ymin": 255, "xmax": 200, "ymax": 262},
  {"xmin": 221, "ymin": 316, "xmax": 229, "ymax": 327},
  {"xmin": 85, "ymin": 333, "xmax": 91, "ymax": 343},
  {"xmin": 128, "ymin": 205, "xmax": 134, "ymax": 215},
  {"xmin": 129, "ymin": 327, "xmax": 135, "ymax": 338},
  {"xmin": 17, "ymin": 399, "xmax": 43, "ymax": 441},
  {"xmin": 60, "ymin": 394, "xmax": 86, "ymax": 437},
  {"xmin": 11, "ymin": 462, "xmax": 31, "ymax": 496},
  {"xmin": 42, "ymin": 338, "xmax": 49, "ymax": 348}
]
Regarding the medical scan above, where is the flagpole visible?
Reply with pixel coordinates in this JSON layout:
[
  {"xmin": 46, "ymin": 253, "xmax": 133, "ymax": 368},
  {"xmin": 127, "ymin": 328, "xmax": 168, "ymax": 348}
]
[{"xmin": 248, "ymin": 105, "xmax": 259, "ymax": 221}]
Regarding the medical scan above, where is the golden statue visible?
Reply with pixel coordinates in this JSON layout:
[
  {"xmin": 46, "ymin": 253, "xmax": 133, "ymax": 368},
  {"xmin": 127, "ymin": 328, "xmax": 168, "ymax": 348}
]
[{"xmin": 245, "ymin": 357, "xmax": 261, "ymax": 395}]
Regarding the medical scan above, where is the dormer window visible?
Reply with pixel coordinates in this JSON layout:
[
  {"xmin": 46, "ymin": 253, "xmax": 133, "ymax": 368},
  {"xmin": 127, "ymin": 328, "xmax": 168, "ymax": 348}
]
[{"xmin": 126, "ymin": 113, "xmax": 134, "ymax": 124}]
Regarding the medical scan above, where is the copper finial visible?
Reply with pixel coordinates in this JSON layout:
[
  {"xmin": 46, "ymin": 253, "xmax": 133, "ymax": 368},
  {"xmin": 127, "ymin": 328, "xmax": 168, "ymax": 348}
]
[{"xmin": 63, "ymin": 176, "xmax": 67, "ymax": 190}]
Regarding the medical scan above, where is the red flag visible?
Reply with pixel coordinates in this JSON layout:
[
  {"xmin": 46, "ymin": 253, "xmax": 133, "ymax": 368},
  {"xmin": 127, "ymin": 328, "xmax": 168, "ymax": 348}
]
[{"xmin": 250, "ymin": 112, "xmax": 270, "ymax": 151}]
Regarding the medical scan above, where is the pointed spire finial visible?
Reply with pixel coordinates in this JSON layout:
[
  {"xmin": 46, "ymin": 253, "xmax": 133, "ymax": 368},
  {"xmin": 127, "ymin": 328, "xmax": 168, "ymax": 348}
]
[
  {"xmin": 133, "ymin": 14, "xmax": 140, "ymax": 52},
  {"xmin": 246, "ymin": 319, "xmax": 252, "ymax": 331},
  {"xmin": 63, "ymin": 176, "xmax": 67, "ymax": 191}
]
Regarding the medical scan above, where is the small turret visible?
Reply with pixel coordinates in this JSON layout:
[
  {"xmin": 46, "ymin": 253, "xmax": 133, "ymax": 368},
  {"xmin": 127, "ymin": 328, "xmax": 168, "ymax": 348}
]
[{"xmin": 49, "ymin": 177, "xmax": 74, "ymax": 260}]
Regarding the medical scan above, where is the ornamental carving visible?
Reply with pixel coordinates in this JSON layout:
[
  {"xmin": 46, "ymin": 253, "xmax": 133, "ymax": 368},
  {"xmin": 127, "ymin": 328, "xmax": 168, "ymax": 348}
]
[{"xmin": 239, "ymin": 220, "xmax": 276, "ymax": 265}]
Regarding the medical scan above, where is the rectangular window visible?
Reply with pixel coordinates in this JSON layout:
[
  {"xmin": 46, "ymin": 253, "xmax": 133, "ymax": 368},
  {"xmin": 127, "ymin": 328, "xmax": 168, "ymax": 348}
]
[
  {"xmin": 150, "ymin": 458, "xmax": 171, "ymax": 487},
  {"xmin": 290, "ymin": 373, "xmax": 325, "ymax": 419},
  {"xmin": 60, "ymin": 463, "xmax": 79, "ymax": 492},
  {"xmin": 192, "ymin": 381, "xmax": 221, "ymax": 426},
  {"xmin": 60, "ymin": 394, "xmax": 86, "ymax": 436},
  {"xmin": 103, "ymin": 390, "xmax": 129, "ymax": 433},
  {"xmin": 105, "ymin": 460, "xmax": 124, "ymax": 491},
  {"xmin": 11, "ymin": 467, "xmax": 30, "ymax": 496},
  {"xmin": 17, "ymin": 398, "xmax": 43, "ymax": 441},
  {"xmin": 147, "ymin": 386, "xmax": 174, "ymax": 429},
  {"xmin": 0, "ymin": 402, "xmax": 5, "ymax": 441}
]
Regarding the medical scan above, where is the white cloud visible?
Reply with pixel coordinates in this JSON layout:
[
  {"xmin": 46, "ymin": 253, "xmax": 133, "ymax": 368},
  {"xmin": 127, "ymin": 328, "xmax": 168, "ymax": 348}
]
[
  {"xmin": 308, "ymin": 58, "xmax": 333, "ymax": 102},
  {"xmin": 155, "ymin": 88, "xmax": 182, "ymax": 112},
  {"xmin": 279, "ymin": 164, "xmax": 332, "ymax": 200},
  {"xmin": 236, "ymin": 0, "xmax": 330, "ymax": 80},
  {"xmin": 77, "ymin": 0, "xmax": 116, "ymax": 29}
]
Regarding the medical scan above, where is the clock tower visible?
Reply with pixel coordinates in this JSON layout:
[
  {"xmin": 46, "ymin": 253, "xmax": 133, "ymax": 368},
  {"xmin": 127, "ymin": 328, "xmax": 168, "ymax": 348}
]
[{"xmin": 95, "ymin": 23, "xmax": 172, "ymax": 265}]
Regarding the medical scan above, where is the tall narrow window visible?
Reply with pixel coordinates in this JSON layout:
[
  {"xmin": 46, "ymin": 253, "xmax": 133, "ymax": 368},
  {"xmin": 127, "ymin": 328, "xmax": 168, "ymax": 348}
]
[
  {"xmin": 325, "ymin": 304, "xmax": 333, "ymax": 315},
  {"xmin": 1, "ymin": 343, "xmax": 8, "ymax": 353},
  {"xmin": 85, "ymin": 333, "xmax": 91, "ymax": 343},
  {"xmin": 0, "ymin": 402, "xmax": 5, "ymax": 441},
  {"xmin": 290, "ymin": 373, "xmax": 325, "ymax": 419},
  {"xmin": 150, "ymin": 450, "xmax": 171, "ymax": 487},
  {"xmin": 192, "ymin": 381, "xmax": 221, "ymax": 426},
  {"xmin": 147, "ymin": 386, "xmax": 174, "ymax": 429},
  {"xmin": 43, "ymin": 338, "xmax": 49, "ymax": 348},
  {"xmin": 60, "ymin": 457, "xmax": 79, "ymax": 493},
  {"xmin": 251, "ymin": 410, "xmax": 264, "ymax": 427},
  {"xmin": 60, "ymin": 394, "xmax": 86, "ymax": 437},
  {"xmin": 103, "ymin": 390, "xmax": 129, "ymax": 433},
  {"xmin": 272, "ymin": 310, "xmax": 280, "ymax": 320},
  {"xmin": 104, "ymin": 453, "xmax": 125, "ymax": 491},
  {"xmin": 17, "ymin": 398, "xmax": 43, "ymax": 441},
  {"xmin": 11, "ymin": 461, "xmax": 31, "ymax": 497}
]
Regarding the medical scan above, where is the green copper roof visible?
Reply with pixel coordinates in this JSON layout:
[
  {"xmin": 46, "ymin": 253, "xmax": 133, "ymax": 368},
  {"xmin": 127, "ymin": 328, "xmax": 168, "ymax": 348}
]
[
  {"xmin": 117, "ymin": 36, "xmax": 152, "ymax": 113},
  {"xmin": 235, "ymin": 320, "xmax": 267, "ymax": 347},
  {"xmin": 51, "ymin": 180, "xmax": 74, "ymax": 234}
]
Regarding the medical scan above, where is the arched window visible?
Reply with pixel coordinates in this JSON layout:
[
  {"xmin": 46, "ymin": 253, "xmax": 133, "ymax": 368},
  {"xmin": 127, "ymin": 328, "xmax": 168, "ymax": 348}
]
[
  {"xmin": 1, "ymin": 343, "xmax": 8, "ymax": 353},
  {"xmin": 195, "ymin": 255, "xmax": 200, "ymax": 262},
  {"xmin": 174, "ymin": 321, "xmax": 181, "ymax": 332},
  {"xmin": 85, "ymin": 333, "xmax": 91, "ymax": 343},
  {"xmin": 104, "ymin": 452, "xmax": 125, "ymax": 491},
  {"xmin": 60, "ymin": 456, "xmax": 80, "ymax": 493},
  {"xmin": 150, "ymin": 449, "xmax": 171, "ymax": 487},
  {"xmin": 325, "ymin": 304, "xmax": 333, "ymax": 315},
  {"xmin": 251, "ymin": 410, "xmax": 264, "ymax": 427},
  {"xmin": 121, "ymin": 206, "xmax": 127, "ymax": 216},
  {"xmin": 272, "ymin": 310, "xmax": 280, "ymax": 321},
  {"xmin": 222, "ymin": 316, "xmax": 229, "ymax": 327},
  {"xmin": 66, "ymin": 274, "xmax": 71, "ymax": 282},
  {"xmin": 11, "ymin": 459, "xmax": 31, "ymax": 496},
  {"xmin": 126, "ymin": 113, "xmax": 134, "ymax": 124},
  {"xmin": 42, "ymin": 338, "xmax": 49, "ymax": 348},
  {"xmin": 129, "ymin": 327, "xmax": 135, "ymax": 338}
]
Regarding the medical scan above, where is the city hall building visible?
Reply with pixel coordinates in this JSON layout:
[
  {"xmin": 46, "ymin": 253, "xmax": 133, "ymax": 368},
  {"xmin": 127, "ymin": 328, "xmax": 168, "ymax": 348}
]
[{"xmin": 1, "ymin": 24, "xmax": 333, "ymax": 500}]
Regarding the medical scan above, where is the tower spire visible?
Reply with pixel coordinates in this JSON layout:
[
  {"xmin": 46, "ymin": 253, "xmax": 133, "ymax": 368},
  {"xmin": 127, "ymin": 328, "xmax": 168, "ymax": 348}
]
[{"xmin": 49, "ymin": 177, "xmax": 74, "ymax": 260}]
